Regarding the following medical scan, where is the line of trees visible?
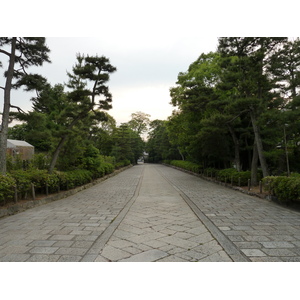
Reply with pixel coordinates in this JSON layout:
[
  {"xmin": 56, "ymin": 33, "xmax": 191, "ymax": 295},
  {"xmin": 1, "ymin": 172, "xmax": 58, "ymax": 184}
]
[
  {"xmin": 147, "ymin": 37, "xmax": 300, "ymax": 185},
  {"xmin": 1, "ymin": 38, "xmax": 146, "ymax": 175}
]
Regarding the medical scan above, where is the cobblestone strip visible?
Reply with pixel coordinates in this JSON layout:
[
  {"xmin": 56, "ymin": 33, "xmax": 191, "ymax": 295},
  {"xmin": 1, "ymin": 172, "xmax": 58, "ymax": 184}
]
[
  {"xmin": 157, "ymin": 168, "xmax": 249, "ymax": 262},
  {"xmin": 96, "ymin": 164, "xmax": 233, "ymax": 262},
  {"xmin": 80, "ymin": 165, "xmax": 145, "ymax": 261},
  {"xmin": 159, "ymin": 165, "xmax": 300, "ymax": 262}
]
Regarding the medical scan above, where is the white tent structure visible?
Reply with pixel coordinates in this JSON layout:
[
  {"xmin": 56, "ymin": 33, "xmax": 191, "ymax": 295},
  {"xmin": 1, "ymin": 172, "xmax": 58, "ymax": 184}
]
[{"xmin": 7, "ymin": 139, "xmax": 34, "ymax": 160}]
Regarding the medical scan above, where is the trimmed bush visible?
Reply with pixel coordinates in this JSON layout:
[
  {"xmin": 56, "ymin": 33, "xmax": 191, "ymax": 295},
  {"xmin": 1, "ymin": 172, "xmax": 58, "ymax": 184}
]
[
  {"xmin": 204, "ymin": 168, "xmax": 218, "ymax": 177},
  {"xmin": 115, "ymin": 159, "xmax": 131, "ymax": 169},
  {"xmin": 0, "ymin": 174, "xmax": 16, "ymax": 204},
  {"xmin": 10, "ymin": 169, "xmax": 60, "ymax": 195},
  {"xmin": 217, "ymin": 168, "xmax": 251, "ymax": 186},
  {"xmin": 62, "ymin": 169, "xmax": 93, "ymax": 189},
  {"xmin": 167, "ymin": 160, "xmax": 202, "ymax": 174},
  {"xmin": 263, "ymin": 175, "xmax": 300, "ymax": 204}
]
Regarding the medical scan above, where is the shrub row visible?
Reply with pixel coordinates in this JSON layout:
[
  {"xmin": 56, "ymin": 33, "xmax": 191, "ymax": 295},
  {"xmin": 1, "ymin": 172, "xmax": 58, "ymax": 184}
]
[
  {"xmin": 165, "ymin": 160, "xmax": 202, "ymax": 173},
  {"xmin": 217, "ymin": 168, "xmax": 253, "ymax": 186},
  {"xmin": 0, "ymin": 174, "xmax": 16, "ymax": 204},
  {"xmin": 0, "ymin": 162, "xmax": 119, "ymax": 206},
  {"xmin": 164, "ymin": 161, "xmax": 256, "ymax": 187},
  {"xmin": 165, "ymin": 160, "xmax": 300, "ymax": 204},
  {"xmin": 263, "ymin": 175, "xmax": 300, "ymax": 204},
  {"xmin": 7, "ymin": 169, "xmax": 95, "ymax": 199}
]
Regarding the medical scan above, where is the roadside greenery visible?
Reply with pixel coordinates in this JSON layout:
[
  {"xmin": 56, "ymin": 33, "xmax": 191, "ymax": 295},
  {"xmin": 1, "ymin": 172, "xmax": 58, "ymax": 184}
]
[
  {"xmin": 263, "ymin": 174, "xmax": 300, "ymax": 204},
  {"xmin": 3, "ymin": 37, "xmax": 300, "ymax": 205},
  {"xmin": 146, "ymin": 38, "xmax": 300, "ymax": 204},
  {"xmin": 0, "ymin": 154, "xmax": 131, "ymax": 206}
]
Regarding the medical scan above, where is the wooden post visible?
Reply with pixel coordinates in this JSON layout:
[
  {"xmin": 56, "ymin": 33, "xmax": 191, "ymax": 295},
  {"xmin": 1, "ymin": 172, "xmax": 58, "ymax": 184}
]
[
  {"xmin": 238, "ymin": 177, "xmax": 241, "ymax": 187},
  {"xmin": 31, "ymin": 183, "xmax": 35, "ymax": 200},
  {"xmin": 14, "ymin": 186, "xmax": 18, "ymax": 203},
  {"xmin": 45, "ymin": 183, "xmax": 49, "ymax": 196},
  {"xmin": 259, "ymin": 181, "xmax": 262, "ymax": 194},
  {"xmin": 248, "ymin": 179, "xmax": 251, "ymax": 191},
  {"xmin": 231, "ymin": 176, "xmax": 233, "ymax": 186}
]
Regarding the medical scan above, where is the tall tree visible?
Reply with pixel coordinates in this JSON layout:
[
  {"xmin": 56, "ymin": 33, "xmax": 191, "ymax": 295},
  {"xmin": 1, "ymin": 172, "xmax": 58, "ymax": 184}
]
[
  {"xmin": 127, "ymin": 111, "xmax": 151, "ymax": 136},
  {"xmin": 217, "ymin": 37, "xmax": 287, "ymax": 178},
  {"xmin": 111, "ymin": 123, "xmax": 144, "ymax": 164},
  {"xmin": 0, "ymin": 37, "xmax": 50, "ymax": 174},
  {"xmin": 47, "ymin": 54, "xmax": 116, "ymax": 173},
  {"xmin": 146, "ymin": 119, "xmax": 179, "ymax": 162}
]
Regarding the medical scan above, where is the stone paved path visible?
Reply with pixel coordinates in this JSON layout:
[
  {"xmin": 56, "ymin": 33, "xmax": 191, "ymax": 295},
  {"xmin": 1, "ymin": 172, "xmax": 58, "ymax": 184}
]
[
  {"xmin": 158, "ymin": 165, "xmax": 300, "ymax": 262},
  {"xmin": 1, "ymin": 164, "xmax": 300, "ymax": 262}
]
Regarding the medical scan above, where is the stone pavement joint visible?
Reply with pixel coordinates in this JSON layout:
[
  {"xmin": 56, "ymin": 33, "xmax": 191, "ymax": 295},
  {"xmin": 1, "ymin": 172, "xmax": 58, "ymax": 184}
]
[
  {"xmin": 173, "ymin": 184, "xmax": 250, "ymax": 262},
  {"xmin": 80, "ymin": 166, "xmax": 145, "ymax": 261},
  {"xmin": 1, "ymin": 164, "xmax": 300, "ymax": 262}
]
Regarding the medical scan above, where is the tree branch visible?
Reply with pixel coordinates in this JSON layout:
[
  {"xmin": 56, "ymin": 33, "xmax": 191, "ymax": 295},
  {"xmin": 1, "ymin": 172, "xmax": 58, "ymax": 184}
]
[
  {"xmin": 10, "ymin": 104, "xmax": 25, "ymax": 114},
  {"xmin": 0, "ymin": 49, "xmax": 11, "ymax": 57},
  {"xmin": 226, "ymin": 109, "xmax": 250, "ymax": 124}
]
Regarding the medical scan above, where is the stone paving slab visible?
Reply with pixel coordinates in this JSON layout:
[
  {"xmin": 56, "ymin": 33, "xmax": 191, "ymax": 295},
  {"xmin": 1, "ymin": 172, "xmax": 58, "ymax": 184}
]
[
  {"xmin": 1, "ymin": 164, "xmax": 299, "ymax": 262},
  {"xmin": 158, "ymin": 164, "xmax": 300, "ymax": 262},
  {"xmin": 93, "ymin": 164, "xmax": 233, "ymax": 262},
  {"xmin": 0, "ymin": 166, "xmax": 143, "ymax": 262}
]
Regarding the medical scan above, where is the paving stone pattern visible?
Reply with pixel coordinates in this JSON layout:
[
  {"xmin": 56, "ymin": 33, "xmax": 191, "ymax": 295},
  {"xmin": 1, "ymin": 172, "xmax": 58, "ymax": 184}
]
[
  {"xmin": 1, "ymin": 164, "xmax": 299, "ymax": 262},
  {"xmin": 158, "ymin": 165, "xmax": 300, "ymax": 262},
  {"xmin": 94, "ymin": 164, "xmax": 232, "ymax": 262},
  {"xmin": 0, "ymin": 167, "xmax": 142, "ymax": 262}
]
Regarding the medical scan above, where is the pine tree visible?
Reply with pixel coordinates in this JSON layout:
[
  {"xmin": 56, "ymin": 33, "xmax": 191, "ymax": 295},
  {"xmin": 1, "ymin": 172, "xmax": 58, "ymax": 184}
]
[{"xmin": 0, "ymin": 37, "xmax": 50, "ymax": 174}]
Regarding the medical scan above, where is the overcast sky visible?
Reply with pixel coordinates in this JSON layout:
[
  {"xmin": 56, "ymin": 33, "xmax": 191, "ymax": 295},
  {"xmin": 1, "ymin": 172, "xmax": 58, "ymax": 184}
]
[
  {"xmin": 2, "ymin": 36, "xmax": 218, "ymax": 125},
  {"xmin": 2, "ymin": 0, "xmax": 296, "ymax": 126},
  {"xmin": 26, "ymin": 36, "xmax": 218, "ymax": 124}
]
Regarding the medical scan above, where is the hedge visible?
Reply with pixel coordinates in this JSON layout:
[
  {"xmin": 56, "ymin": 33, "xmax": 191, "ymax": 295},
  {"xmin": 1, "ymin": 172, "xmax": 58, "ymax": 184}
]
[
  {"xmin": 216, "ymin": 168, "xmax": 252, "ymax": 186},
  {"xmin": 0, "ymin": 165, "xmax": 117, "ymax": 206},
  {"xmin": 166, "ymin": 160, "xmax": 202, "ymax": 174},
  {"xmin": 10, "ymin": 169, "xmax": 60, "ymax": 195},
  {"xmin": 0, "ymin": 174, "xmax": 16, "ymax": 205},
  {"xmin": 165, "ymin": 161, "xmax": 258, "ymax": 187},
  {"xmin": 263, "ymin": 175, "xmax": 300, "ymax": 204}
]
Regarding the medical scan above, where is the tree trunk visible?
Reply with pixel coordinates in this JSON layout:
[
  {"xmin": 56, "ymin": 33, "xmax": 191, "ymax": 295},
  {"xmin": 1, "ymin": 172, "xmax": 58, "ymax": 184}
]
[
  {"xmin": 227, "ymin": 125, "xmax": 241, "ymax": 171},
  {"xmin": 251, "ymin": 139, "xmax": 259, "ymax": 186},
  {"xmin": 48, "ymin": 135, "xmax": 68, "ymax": 174},
  {"xmin": 48, "ymin": 111, "xmax": 87, "ymax": 173},
  {"xmin": 0, "ymin": 38, "xmax": 16, "ymax": 175},
  {"xmin": 177, "ymin": 146, "xmax": 185, "ymax": 161},
  {"xmin": 249, "ymin": 108, "xmax": 269, "ymax": 178}
]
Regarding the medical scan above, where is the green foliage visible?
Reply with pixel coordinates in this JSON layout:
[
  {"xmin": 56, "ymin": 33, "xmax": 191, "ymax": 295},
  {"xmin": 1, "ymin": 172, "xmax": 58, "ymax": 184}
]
[
  {"xmin": 59, "ymin": 170, "xmax": 93, "ymax": 189},
  {"xmin": 217, "ymin": 168, "xmax": 252, "ymax": 186},
  {"xmin": 10, "ymin": 169, "xmax": 60, "ymax": 194},
  {"xmin": 203, "ymin": 167, "xmax": 218, "ymax": 177},
  {"xmin": 6, "ymin": 154, "xmax": 23, "ymax": 172},
  {"xmin": 147, "ymin": 120, "xmax": 180, "ymax": 162},
  {"xmin": 9, "ymin": 170, "xmax": 31, "ymax": 195},
  {"xmin": 111, "ymin": 124, "xmax": 144, "ymax": 164},
  {"xmin": 0, "ymin": 174, "xmax": 16, "ymax": 204},
  {"xmin": 30, "ymin": 153, "xmax": 51, "ymax": 170},
  {"xmin": 167, "ymin": 160, "xmax": 202, "ymax": 174},
  {"xmin": 115, "ymin": 159, "xmax": 131, "ymax": 169},
  {"xmin": 263, "ymin": 175, "xmax": 300, "ymax": 203}
]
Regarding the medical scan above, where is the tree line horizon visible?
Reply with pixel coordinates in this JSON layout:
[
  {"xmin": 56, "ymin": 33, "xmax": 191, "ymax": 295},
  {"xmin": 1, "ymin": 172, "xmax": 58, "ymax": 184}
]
[
  {"xmin": 147, "ymin": 37, "xmax": 300, "ymax": 186},
  {"xmin": 1, "ymin": 37, "xmax": 300, "ymax": 185}
]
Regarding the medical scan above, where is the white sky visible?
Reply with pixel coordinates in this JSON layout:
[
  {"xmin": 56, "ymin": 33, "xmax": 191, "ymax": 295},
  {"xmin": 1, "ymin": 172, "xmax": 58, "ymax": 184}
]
[
  {"xmin": 23, "ymin": 36, "xmax": 218, "ymax": 125},
  {"xmin": 2, "ymin": 0, "xmax": 297, "ymax": 126}
]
